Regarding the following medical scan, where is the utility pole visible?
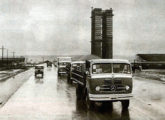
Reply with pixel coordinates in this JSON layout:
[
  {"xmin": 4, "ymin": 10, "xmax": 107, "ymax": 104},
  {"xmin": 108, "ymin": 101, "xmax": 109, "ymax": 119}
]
[
  {"xmin": 7, "ymin": 49, "xmax": 8, "ymax": 67},
  {"xmin": 11, "ymin": 51, "xmax": 15, "ymax": 68},
  {"xmin": 10, "ymin": 51, "xmax": 15, "ymax": 61},
  {"xmin": 0, "ymin": 46, "xmax": 5, "ymax": 66},
  {"xmin": 12, "ymin": 51, "xmax": 15, "ymax": 65},
  {"xmin": 12, "ymin": 51, "xmax": 15, "ymax": 59}
]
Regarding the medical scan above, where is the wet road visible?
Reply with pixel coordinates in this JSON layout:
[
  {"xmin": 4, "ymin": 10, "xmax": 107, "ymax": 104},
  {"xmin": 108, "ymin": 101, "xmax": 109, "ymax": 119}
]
[{"xmin": 0, "ymin": 64, "xmax": 164, "ymax": 120}]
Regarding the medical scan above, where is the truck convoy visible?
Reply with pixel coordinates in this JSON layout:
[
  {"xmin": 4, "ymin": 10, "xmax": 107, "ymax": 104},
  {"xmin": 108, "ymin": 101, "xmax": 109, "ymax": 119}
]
[
  {"xmin": 57, "ymin": 57, "xmax": 72, "ymax": 76},
  {"xmin": 67, "ymin": 59, "xmax": 133, "ymax": 110}
]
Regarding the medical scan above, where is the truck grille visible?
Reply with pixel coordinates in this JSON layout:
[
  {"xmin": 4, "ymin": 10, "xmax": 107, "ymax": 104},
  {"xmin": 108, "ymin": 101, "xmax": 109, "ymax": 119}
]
[
  {"xmin": 101, "ymin": 79, "xmax": 125, "ymax": 92},
  {"xmin": 100, "ymin": 85, "xmax": 125, "ymax": 91},
  {"xmin": 104, "ymin": 80, "xmax": 112, "ymax": 85},
  {"xmin": 114, "ymin": 80, "xmax": 122, "ymax": 84}
]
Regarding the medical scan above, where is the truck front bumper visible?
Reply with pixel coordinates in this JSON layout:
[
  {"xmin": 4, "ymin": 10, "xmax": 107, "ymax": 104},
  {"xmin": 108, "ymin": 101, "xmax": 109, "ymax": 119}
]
[{"xmin": 89, "ymin": 93, "xmax": 133, "ymax": 101}]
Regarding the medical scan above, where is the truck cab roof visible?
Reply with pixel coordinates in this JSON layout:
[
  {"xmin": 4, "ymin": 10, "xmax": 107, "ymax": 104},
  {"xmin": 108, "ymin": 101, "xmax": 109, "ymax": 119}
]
[
  {"xmin": 57, "ymin": 57, "xmax": 72, "ymax": 59},
  {"xmin": 87, "ymin": 59, "xmax": 131, "ymax": 64},
  {"xmin": 57, "ymin": 57, "xmax": 72, "ymax": 62},
  {"xmin": 71, "ymin": 61, "xmax": 85, "ymax": 64}
]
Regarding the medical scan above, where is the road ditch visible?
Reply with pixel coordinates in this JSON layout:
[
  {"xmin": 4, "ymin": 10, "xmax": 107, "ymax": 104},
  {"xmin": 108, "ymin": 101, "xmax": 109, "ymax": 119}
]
[{"xmin": 0, "ymin": 69, "xmax": 29, "ymax": 81}]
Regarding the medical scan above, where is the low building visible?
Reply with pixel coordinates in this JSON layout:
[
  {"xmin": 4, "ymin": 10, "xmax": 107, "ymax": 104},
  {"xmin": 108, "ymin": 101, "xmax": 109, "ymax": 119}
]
[
  {"xmin": 0, "ymin": 57, "xmax": 25, "ymax": 68},
  {"xmin": 135, "ymin": 54, "xmax": 165, "ymax": 69}
]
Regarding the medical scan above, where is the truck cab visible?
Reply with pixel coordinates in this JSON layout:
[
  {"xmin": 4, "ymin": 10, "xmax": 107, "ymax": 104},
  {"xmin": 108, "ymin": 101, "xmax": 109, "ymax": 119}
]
[
  {"xmin": 76, "ymin": 59, "xmax": 133, "ymax": 110},
  {"xmin": 66, "ymin": 61, "xmax": 85, "ymax": 84},
  {"xmin": 57, "ymin": 57, "xmax": 72, "ymax": 76}
]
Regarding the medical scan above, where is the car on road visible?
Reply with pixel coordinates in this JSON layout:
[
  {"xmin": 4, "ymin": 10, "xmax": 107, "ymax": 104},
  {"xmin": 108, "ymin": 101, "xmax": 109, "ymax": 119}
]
[
  {"xmin": 75, "ymin": 59, "xmax": 133, "ymax": 110},
  {"xmin": 66, "ymin": 61, "xmax": 85, "ymax": 84},
  {"xmin": 57, "ymin": 57, "xmax": 72, "ymax": 76},
  {"xmin": 35, "ymin": 66, "xmax": 44, "ymax": 78},
  {"xmin": 47, "ymin": 61, "xmax": 52, "ymax": 67}
]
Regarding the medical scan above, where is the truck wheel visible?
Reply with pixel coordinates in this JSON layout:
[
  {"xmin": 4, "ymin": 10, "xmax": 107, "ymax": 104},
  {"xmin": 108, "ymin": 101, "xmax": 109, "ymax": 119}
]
[
  {"xmin": 58, "ymin": 72, "xmax": 60, "ymax": 76},
  {"xmin": 70, "ymin": 78, "xmax": 73, "ymax": 84},
  {"xmin": 85, "ymin": 91, "xmax": 94, "ymax": 110},
  {"xmin": 67, "ymin": 74, "xmax": 71, "ymax": 83},
  {"xmin": 121, "ymin": 100, "xmax": 129, "ymax": 110},
  {"xmin": 76, "ymin": 84, "xmax": 82, "ymax": 100}
]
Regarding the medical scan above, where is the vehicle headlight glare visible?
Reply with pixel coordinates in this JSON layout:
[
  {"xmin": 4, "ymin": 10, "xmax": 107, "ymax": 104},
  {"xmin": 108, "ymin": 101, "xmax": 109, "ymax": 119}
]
[
  {"xmin": 125, "ymin": 85, "xmax": 130, "ymax": 90},
  {"xmin": 95, "ymin": 86, "xmax": 100, "ymax": 91}
]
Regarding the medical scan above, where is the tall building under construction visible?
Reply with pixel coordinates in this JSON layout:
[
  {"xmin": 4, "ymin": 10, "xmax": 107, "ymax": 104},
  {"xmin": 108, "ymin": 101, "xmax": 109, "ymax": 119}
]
[{"xmin": 91, "ymin": 8, "xmax": 113, "ymax": 58}]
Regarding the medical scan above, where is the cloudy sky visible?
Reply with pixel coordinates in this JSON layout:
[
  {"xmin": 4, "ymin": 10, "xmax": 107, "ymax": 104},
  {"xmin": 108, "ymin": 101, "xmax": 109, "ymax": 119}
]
[{"xmin": 0, "ymin": 0, "xmax": 165, "ymax": 58}]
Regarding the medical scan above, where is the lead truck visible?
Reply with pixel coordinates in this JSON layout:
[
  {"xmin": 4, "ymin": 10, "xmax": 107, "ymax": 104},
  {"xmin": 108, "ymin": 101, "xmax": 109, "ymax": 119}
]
[{"xmin": 73, "ymin": 59, "xmax": 133, "ymax": 110}]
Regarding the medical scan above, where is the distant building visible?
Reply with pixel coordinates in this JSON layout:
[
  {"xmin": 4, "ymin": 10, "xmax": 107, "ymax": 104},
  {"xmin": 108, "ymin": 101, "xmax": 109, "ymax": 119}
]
[
  {"xmin": 137, "ymin": 54, "xmax": 165, "ymax": 61},
  {"xmin": 135, "ymin": 54, "xmax": 165, "ymax": 69},
  {"xmin": 91, "ymin": 8, "xmax": 113, "ymax": 58}
]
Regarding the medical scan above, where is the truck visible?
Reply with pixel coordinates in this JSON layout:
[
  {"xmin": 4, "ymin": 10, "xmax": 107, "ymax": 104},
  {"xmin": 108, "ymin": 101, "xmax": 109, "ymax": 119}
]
[
  {"xmin": 35, "ymin": 66, "xmax": 44, "ymax": 78},
  {"xmin": 57, "ymin": 57, "xmax": 72, "ymax": 76},
  {"xmin": 66, "ymin": 61, "xmax": 85, "ymax": 84},
  {"xmin": 74, "ymin": 59, "xmax": 133, "ymax": 110}
]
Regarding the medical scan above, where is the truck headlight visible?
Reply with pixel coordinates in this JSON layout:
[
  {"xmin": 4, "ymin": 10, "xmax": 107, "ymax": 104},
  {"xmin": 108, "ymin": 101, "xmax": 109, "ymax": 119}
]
[
  {"xmin": 125, "ymin": 85, "xmax": 130, "ymax": 90},
  {"xmin": 95, "ymin": 86, "xmax": 100, "ymax": 91}
]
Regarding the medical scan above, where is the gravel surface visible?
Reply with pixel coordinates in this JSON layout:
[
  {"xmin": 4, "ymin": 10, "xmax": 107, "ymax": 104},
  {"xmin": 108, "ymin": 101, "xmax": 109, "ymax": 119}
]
[{"xmin": 134, "ymin": 69, "xmax": 165, "ymax": 82}]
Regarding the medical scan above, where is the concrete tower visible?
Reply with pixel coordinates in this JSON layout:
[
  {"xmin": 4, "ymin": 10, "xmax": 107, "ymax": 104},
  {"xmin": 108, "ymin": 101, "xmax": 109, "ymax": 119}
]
[
  {"xmin": 91, "ymin": 8, "xmax": 103, "ymax": 57},
  {"xmin": 102, "ymin": 9, "xmax": 113, "ymax": 58},
  {"xmin": 91, "ymin": 8, "xmax": 113, "ymax": 58}
]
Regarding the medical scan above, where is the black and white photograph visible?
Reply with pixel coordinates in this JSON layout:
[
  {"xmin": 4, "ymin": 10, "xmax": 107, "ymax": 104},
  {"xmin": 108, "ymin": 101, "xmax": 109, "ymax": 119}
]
[{"xmin": 0, "ymin": 0, "xmax": 165, "ymax": 120}]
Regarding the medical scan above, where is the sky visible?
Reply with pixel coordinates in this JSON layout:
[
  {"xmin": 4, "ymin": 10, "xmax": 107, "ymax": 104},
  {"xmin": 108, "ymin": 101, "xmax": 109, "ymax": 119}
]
[{"xmin": 0, "ymin": 0, "xmax": 165, "ymax": 58}]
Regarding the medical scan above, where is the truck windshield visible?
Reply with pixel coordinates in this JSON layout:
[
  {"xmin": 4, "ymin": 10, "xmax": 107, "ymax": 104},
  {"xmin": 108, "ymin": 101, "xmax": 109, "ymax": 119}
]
[
  {"xmin": 35, "ymin": 66, "xmax": 43, "ymax": 69},
  {"xmin": 92, "ymin": 63, "xmax": 131, "ymax": 74},
  {"xmin": 59, "ymin": 62, "xmax": 70, "ymax": 66},
  {"xmin": 72, "ymin": 63, "xmax": 80, "ymax": 69},
  {"xmin": 92, "ymin": 63, "xmax": 112, "ymax": 74},
  {"xmin": 113, "ymin": 63, "xmax": 131, "ymax": 74}
]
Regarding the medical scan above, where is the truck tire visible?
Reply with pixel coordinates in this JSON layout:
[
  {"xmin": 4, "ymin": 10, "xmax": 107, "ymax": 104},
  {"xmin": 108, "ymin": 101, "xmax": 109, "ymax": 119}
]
[
  {"xmin": 67, "ymin": 74, "xmax": 71, "ymax": 84},
  {"xmin": 121, "ymin": 100, "xmax": 129, "ymax": 110},
  {"xmin": 85, "ymin": 91, "xmax": 94, "ymax": 110},
  {"xmin": 76, "ymin": 84, "xmax": 82, "ymax": 100},
  {"xmin": 58, "ymin": 71, "xmax": 60, "ymax": 76},
  {"xmin": 81, "ymin": 88, "xmax": 86, "ymax": 100},
  {"xmin": 70, "ymin": 78, "xmax": 73, "ymax": 84}
]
